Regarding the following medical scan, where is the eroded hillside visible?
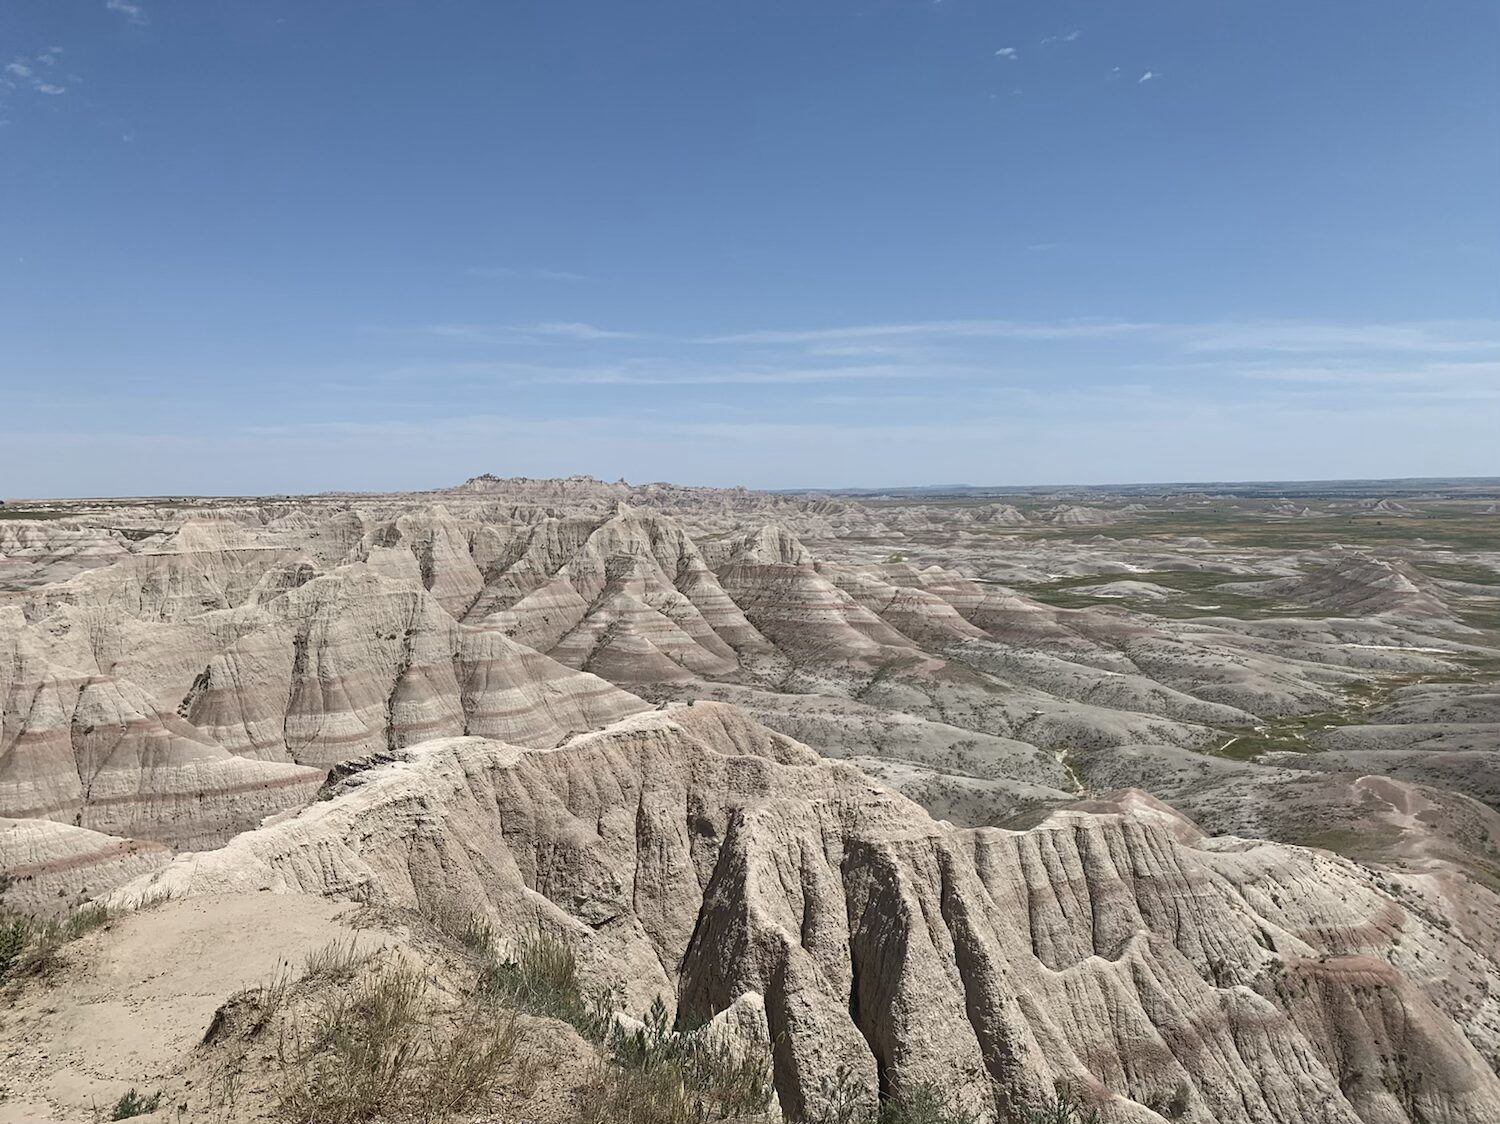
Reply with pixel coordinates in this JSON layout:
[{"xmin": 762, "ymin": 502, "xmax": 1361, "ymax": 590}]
[{"xmin": 2, "ymin": 477, "xmax": 1498, "ymax": 1122}]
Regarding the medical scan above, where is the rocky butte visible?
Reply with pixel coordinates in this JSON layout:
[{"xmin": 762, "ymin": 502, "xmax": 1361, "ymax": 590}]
[{"xmin": 2, "ymin": 475, "xmax": 1499, "ymax": 1123}]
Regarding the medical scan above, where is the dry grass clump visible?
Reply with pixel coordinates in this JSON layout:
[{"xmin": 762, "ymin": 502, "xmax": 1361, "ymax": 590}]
[
  {"xmin": 275, "ymin": 958, "xmax": 526, "ymax": 1124},
  {"xmin": 300, "ymin": 937, "xmax": 369, "ymax": 984},
  {"xmin": 1014, "ymin": 1087, "xmax": 1103, "ymax": 1124},
  {"xmin": 810, "ymin": 1064, "xmax": 980, "ymax": 1124},
  {"xmin": 479, "ymin": 930, "xmax": 775, "ymax": 1123},
  {"xmin": 0, "ymin": 903, "xmax": 110, "ymax": 983},
  {"xmin": 477, "ymin": 929, "xmax": 617, "ymax": 1041},
  {"xmin": 580, "ymin": 995, "xmax": 775, "ymax": 1124},
  {"xmin": 807, "ymin": 1064, "xmax": 1101, "ymax": 1124},
  {"xmin": 109, "ymin": 1087, "xmax": 163, "ymax": 1120},
  {"xmin": 427, "ymin": 899, "xmax": 496, "ymax": 956}
]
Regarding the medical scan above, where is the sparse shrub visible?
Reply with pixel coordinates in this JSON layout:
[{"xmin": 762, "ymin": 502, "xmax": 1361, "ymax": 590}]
[
  {"xmin": 484, "ymin": 931, "xmax": 773, "ymax": 1123},
  {"xmin": 420, "ymin": 1009, "xmax": 528, "ymax": 1118},
  {"xmin": 0, "ymin": 917, "xmax": 26, "ymax": 982},
  {"xmin": 248, "ymin": 959, "xmax": 297, "ymax": 1033},
  {"xmin": 0, "ymin": 903, "xmax": 110, "ymax": 983},
  {"xmin": 1017, "ymin": 1085, "xmax": 1103, "ymax": 1124},
  {"xmin": 301, "ymin": 937, "xmax": 368, "ymax": 984},
  {"xmin": 878, "ymin": 1083, "xmax": 978, "ymax": 1124},
  {"xmin": 478, "ymin": 931, "xmax": 616, "ymax": 1042},
  {"xmin": 275, "ymin": 958, "xmax": 523, "ymax": 1124},
  {"xmin": 427, "ymin": 900, "xmax": 496, "ymax": 954},
  {"xmin": 808, "ymin": 1064, "xmax": 871, "ymax": 1124},
  {"xmin": 110, "ymin": 1088, "xmax": 162, "ymax": 1119},
  {"xmin": 601, "ymin": 995, "xmax": 775, "ymax": 1122},
  {"xmin": 457, "ymin": 913, "xmax": 495, "ymax": 954},
  {"xmin": 805, "ymin": 1075, "xmax": 979, "ymax": 1124}
]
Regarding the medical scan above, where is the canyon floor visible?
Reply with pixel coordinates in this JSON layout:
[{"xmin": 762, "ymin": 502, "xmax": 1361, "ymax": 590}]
[{"xmin": 2, "ymin": 475, "xmax": 1498, "ymax": 1123}]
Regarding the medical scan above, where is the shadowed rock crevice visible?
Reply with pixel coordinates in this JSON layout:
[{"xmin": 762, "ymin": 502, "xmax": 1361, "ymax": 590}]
[{"xmin": 97, "ymin": 705, "xmax": 1500, "ymax": 1123}]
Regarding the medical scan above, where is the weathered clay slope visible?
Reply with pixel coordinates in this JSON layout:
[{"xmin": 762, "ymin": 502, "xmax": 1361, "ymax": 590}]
[
  {"xmin": 0, "ymin": 607, "xmax": 323, "ymax": 848},
  {"xmin": 463, "ymin": 506, "xmax": 769, "ymax": 676},
  {"xmin": 185, "ymin": 566, "xmax": 648, "ymax": 767},
  {"xmin": 0, "ymin": 521, "xmax": 130, "ymax": 592},
  {"xmin": 0, "ymin": 817, "xmax": 170, "ymax": 914},
  {"xmin": 115, "ymin": 705, "xmax": 1500, "ymax": 1124}
]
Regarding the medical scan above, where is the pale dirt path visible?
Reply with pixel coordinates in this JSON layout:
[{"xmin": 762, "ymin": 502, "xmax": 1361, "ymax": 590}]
[{"xmin": 0, "ymin": 893, "xmax": 379, "ymax": 1123}]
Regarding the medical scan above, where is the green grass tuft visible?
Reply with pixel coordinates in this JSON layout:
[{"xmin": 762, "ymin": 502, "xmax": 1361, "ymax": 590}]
[{"xmin": 110, "ymin": 1088, "xmax": 163, "ymax": 1120}]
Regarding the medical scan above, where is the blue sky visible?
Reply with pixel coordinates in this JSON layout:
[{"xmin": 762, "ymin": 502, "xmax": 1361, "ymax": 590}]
[{"xmin": 2, "ymin": 0, "xmax": 1497, "ymax": 495}]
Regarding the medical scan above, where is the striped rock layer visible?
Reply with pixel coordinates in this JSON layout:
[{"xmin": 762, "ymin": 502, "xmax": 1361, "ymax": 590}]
[{"xmin": 114, "ymin": 705, "xmax": 1500, "ymax": 1124}]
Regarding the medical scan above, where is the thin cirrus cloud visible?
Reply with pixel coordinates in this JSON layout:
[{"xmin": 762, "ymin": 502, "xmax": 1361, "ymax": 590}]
[
  {"xmin": 105, "ymin": 0, "xmax": 149, "ymax": 23},
  {"xmin": 525, "ymin": 321, "xmax": 636, "ymax": 340},
  {"xmin": 4, "ymin": 48, "xmax": 76, "ymax": 98},
  {"xmin": 411, "ymin": 316, "xmax": 1499, "ymax": 359},
  {"xmin": 417, "ymin": 321, "xmax": 637, "ymax": 343},
  {"xmin": 549, "ymin": 363, "xmax": 953, "ymax": 386},
  {"xmin": 698, "ymin": 319, "xmax": 1154, "ymax": 345},
  {"xmin": 373, "ymin": 357, "xmax": 974, "ymax": 388},
  {"xmin": 1227, "ymin": 359, "xmax": 1500, "ymax": 388},
  {"xmin": 386, "ymin": 316, "xmax": 1498, "ymax": 406},
  {"xmin": 994, "ymin": 47, "xmax": 1018, "ymax": 60},
  {"xmin": 696, "ymin": 318, "xmax": 1500, "ymax": 354},
  {"xmin": 1138, "ymin": 71, "xmax": 1160, "ymax": 83}
]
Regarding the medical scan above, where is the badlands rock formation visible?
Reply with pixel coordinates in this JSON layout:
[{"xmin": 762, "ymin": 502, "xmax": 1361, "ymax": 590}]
[
  {"xmin": 112, "ymin": 705, "xmax": 1500, "ymax": 1123},
  {"xmin": 2, "ymin": 478, "xmax": 1498, "ymax": 1122}
]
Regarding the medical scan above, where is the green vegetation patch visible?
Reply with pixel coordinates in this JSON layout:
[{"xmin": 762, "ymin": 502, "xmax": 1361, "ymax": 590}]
[
  {"xmin": 1012, "ymin": 569, "xmax": 1310, "ymax": 621},
  {"xmin": 1414, "ymin": 561, "xmax": 1500, "ymax": 587},
  {"xmin": 1208, "ymin": 708, "xmax": 1367, "ymax": 760},
  {"xmin": 0, "ymin": 903, "xmax": 110, "ymax": 984},
  {"xmin": 110, "ymin": 1089, "xmax": 163, "ymax": 1120},
  {"xmin": 1282, "ymin": 825, "xmax": 1403, "ymax": 864},
  {"xmin": 1019, "ymin": 507, "xmax": 1500, "ymax": 553},
  {"xmin": 478, "ymin": 929, "xmax": 775, "ymax": 1124}
]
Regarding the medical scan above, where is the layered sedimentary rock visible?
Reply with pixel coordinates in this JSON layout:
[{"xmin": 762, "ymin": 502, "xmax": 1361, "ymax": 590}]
[
  {"xmin": 0, "ymin": 521, "xmax": 130, "ymax": 592},
  {"xmin": 115, "ymin": 706, "xmax": 1500, "ymax": 1124},
  {"xmin": 0, "ymin": 606, "xmax": 324, "ymax": 848},
  {"xmin": 0, "ymin": 817, "xmax": 170, "ymax": 914},
  {"xmin": 184, "ymin": 566, "xmax": 647, "ymax": 767},
  {"xmin": 1224, "ymin": 551, "xmax": 1456, "ymax": 622},
  {"xmin": 26, "ymin": 520, "xmax": 306, "ymax": 623},
  {"xmin": 465, "ymin": 506, "xmax": 769, "ymax": 675},
  {"xmin": 710, "ymin": 526, "xmax": 914, "ymax": 659}
]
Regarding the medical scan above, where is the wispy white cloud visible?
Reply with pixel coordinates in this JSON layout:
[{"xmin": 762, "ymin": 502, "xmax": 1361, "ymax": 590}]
[
  {"xmin": 552, "ymin": 363, "xmax": 952, "ymax": 386},
  {"xmin": 3, "ymin": 50, "xmax": 81, "ymax": 99},
  {"xmin": 994, "ymin": 47, "xmax": 1018, "ymax": 60},
  {"xmin": 806, "ymin": 343, "xmax": 934, "ymax": 359},
  {"xmin": 105, "ymin": 0, "xmax": 148, "ymax": 23},
  {"xmin": 700, "ymin": 319, "xmax": 1152, "ymax": 345},
  {"xmin": 1040, "ymin": 30, "xmax": 1081, "ymax": 46},
  {"xmin": 1228, "ymin": 359, "xmax": 1500, "ymax": 388},
  {"xmin": 1138, "ymin": 71, "xmax": 1159, "ymax": 83},
  {"xmin": 1174, "ymin": 319, "xmax": 1500, "ymax": 355},
  {"xmin": 699, "ymin": 317, "xmax": 1500, "ymax": 361},
  {"xmin": 414, "ymin": 316, "xmax": 1500, "ymax": 360},
  {"xmin": 420, "ymin": 323, "xmax": 495, "ymax": 343},
  {"xmin": 416, "ymin": 320, "xmax": 636, "ymax": 343},
  {"xmin": 524, "ymin": 321, "xmax": 634, "ymax": 340}
]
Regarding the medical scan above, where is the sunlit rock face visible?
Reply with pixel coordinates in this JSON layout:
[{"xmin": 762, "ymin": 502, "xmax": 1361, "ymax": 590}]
[{"xmin": 115, "ymin": 705, "xmax": 1500, "ymax": 1124}]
